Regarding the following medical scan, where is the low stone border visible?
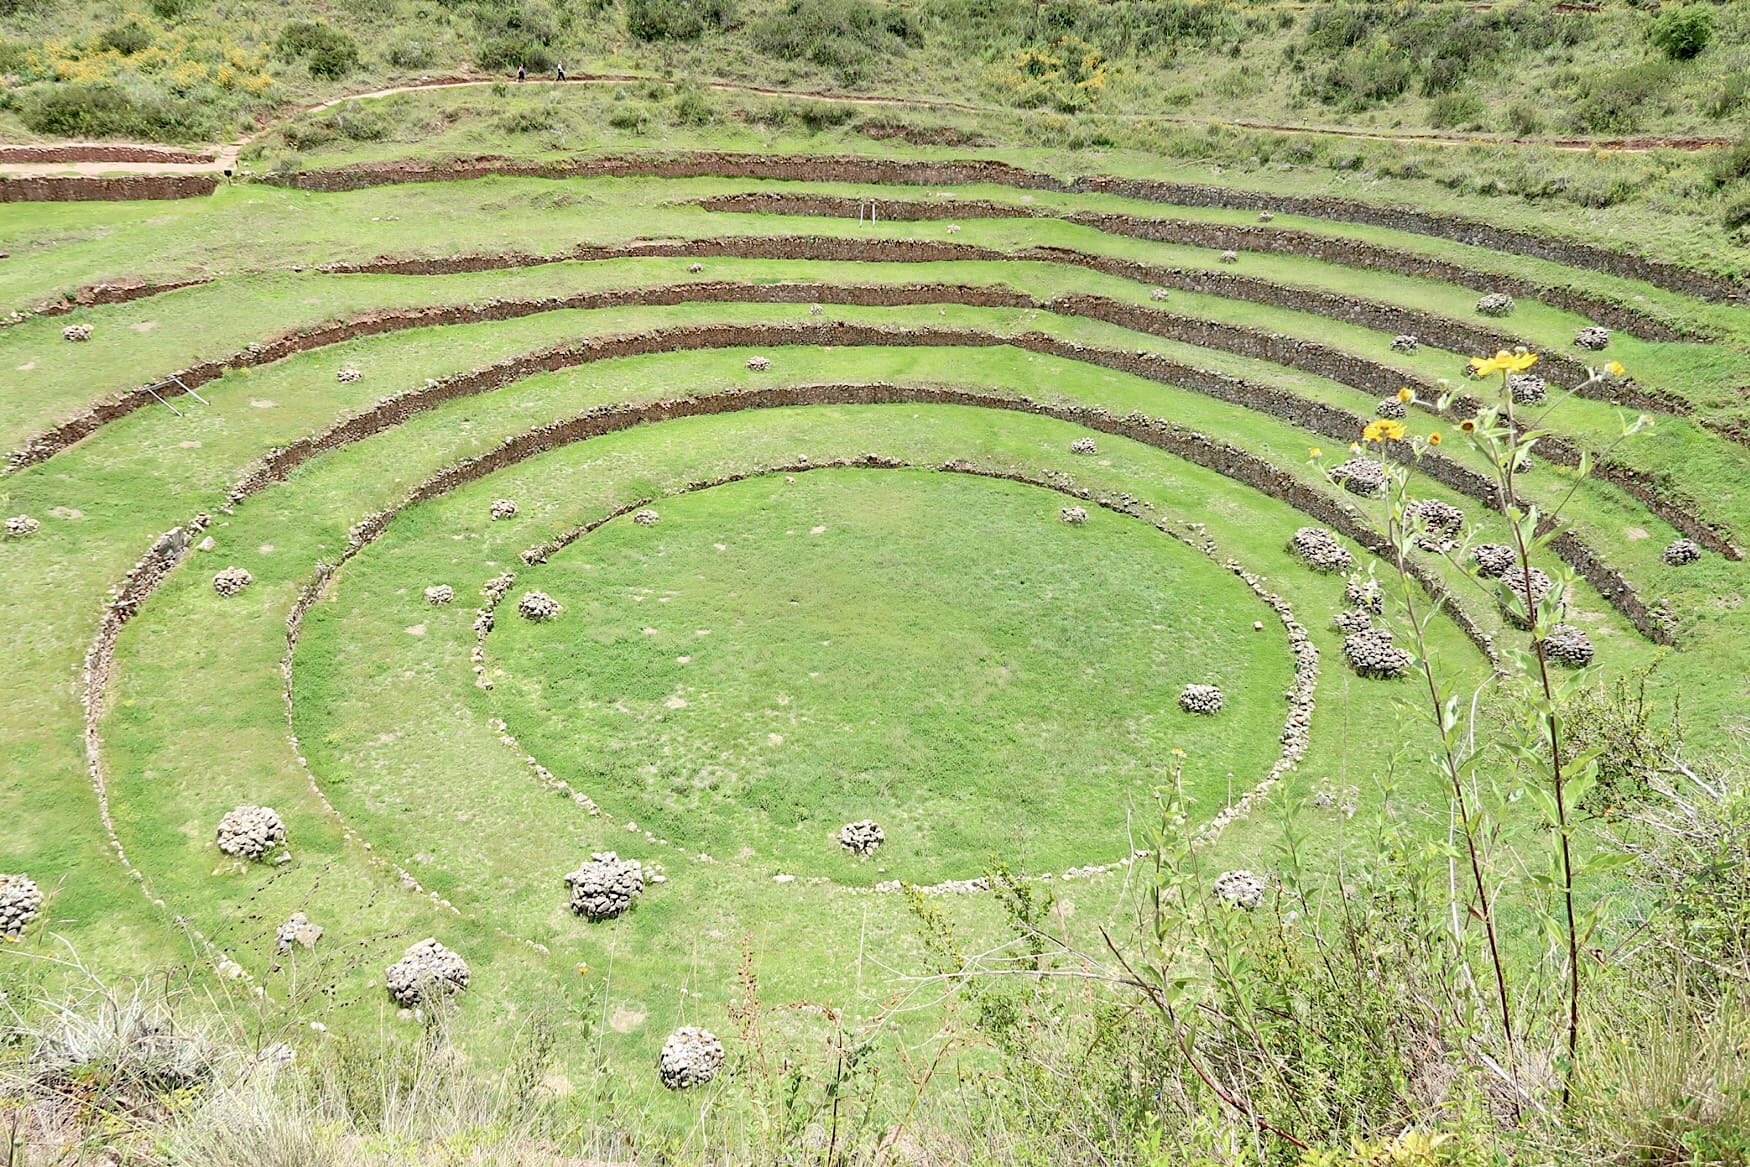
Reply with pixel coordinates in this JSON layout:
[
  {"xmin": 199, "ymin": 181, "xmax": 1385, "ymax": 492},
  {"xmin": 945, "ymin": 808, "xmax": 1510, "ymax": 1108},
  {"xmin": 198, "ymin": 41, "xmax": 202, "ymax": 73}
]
[
  {"xmin": 0, "ymin": 174, "xmax": 218, "ymax": 202},
  {"xmin": 693, "ymin": 192, "xmax": 1701, "ymax": 344},
  {"xmin": 258, "ymin": 151, "xmax": 1747, "ymax": 309},
  {"xmin": 197, "ymin": 318, "xmax": 1659, "ymax": 642}
]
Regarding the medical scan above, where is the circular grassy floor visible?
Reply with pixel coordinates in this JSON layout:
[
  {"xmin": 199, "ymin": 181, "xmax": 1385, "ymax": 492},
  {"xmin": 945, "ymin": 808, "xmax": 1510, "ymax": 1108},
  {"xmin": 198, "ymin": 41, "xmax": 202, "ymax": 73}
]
[{"xmin": 486, "ymin": 467, "xmax": 1293, "ymax": 883}]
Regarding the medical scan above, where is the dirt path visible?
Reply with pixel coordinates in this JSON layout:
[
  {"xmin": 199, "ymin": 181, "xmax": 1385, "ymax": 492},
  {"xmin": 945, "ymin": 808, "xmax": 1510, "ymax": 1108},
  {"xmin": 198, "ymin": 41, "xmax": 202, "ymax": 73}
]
[{"xmin": 0, "ymin": 73, "xmax": 1734, "ymax": 178}]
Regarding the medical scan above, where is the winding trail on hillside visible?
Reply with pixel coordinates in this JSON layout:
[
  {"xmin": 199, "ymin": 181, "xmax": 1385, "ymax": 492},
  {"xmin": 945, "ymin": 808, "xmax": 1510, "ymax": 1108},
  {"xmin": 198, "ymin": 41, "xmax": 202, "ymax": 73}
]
[{"xmin": 0, "ymin": 72, "xmax": 1734, "ymax": 180}]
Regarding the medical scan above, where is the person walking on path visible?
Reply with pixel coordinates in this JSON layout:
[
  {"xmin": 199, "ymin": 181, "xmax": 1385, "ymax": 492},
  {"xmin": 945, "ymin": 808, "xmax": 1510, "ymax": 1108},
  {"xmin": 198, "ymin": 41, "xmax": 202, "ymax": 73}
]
[
  {"xmin": 516, "ymin": 63, "xmax": 526, "ymax": 82},
  {"xmin": 555, "ymin": 64, "xmax": 566, "ymax": 81}
]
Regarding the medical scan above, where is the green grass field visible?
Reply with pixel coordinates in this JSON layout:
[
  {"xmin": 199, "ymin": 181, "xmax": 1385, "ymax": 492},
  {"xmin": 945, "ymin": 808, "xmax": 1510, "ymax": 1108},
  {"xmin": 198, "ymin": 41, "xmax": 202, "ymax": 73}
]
[{"xmin": 3, "ymin": 83, "xmax": 1748, "ymax": 1159}]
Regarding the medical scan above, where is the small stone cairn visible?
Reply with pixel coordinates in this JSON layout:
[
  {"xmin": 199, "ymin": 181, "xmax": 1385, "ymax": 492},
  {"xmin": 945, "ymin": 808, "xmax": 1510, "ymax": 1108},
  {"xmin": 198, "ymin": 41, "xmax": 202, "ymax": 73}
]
[
  {"xmin": 1332, "ymin": 607, "xmax": 1373, "ymax": 634},
  {"xmin": 838, "ymin": 820, "xmax": 885, "ymax": 857},
  {"xmin": 564, "ymin": 852, "xmax": 645, "ymax": 920},
  {"xmin": 633, "ymin": 508, "xmax": 661, "ymax": 526},
  {"xmin": 336, "ymin": 367, "xmax": 362, "ymax": 383},
  {"xmin": 0, "ymin": 873, "xmax": 44, "ymax": 938},
  {"xmin": 1403, "ymin": 499, "xmax": 1464, "ymax": 553},
  {"xmin": 274, "ymin": 911, "xmax": 323, "ymax": 954},
  {"xmin": 1574, "ymin": 326, "xmax": 1611, "ymax": 351},
  {"xmin": 1329, "ymin": 457, "xmax": 1388, "ymax": 497},
  {"xmin": 1069, "ymin": 437, "xmax": 1098, "ymax": 455},
  {"xmin": 1289, "ymin": 526, "xmax": 1355, "ymax": 573},
  {"xmin": 1218, "ymin": 249, "xmax": 1240, "ymax": 264},
  {"xmin": 489, "ymin": 499, "xmax": 518, "ymax": 521},
  {"xmin": 1178, "ymin": 683, "xmax": 1224, "ymax": 715},
  {"xmin": 1499, "ymin": 566, "xmax": 1556, "ymax": 627},
  {"xmin": 4, "ymin": 514, "xmax": 40, "ymax": 540},
  {"xmin": 517, "ymin": 591, "xmax": 561, "ymax": 622},
  {"xmin": 216, "ymin": 805, "xmax": 286, "ymax": 861},
  {"xmin": 1390, "ymin": 334, "xmax": 1419, "ymax": 354},
  {"xmin": 746, "ymin": 356, "xmax": 771, "ymax": 372},
  {"xmin": 1343, "ymin": 627, "xmax": 1413, "ymax": 679},
  {"xmin": 1059, "ymin": 506, "xmax": 1088, "ymax": 526},
  {"xmin": 1212, "ymin": 870, "xmax": 1266, "ymax": 910},
  {"xmin": 687, "ymin": 262, "xmax": 704, "ymax": 273},
  {"xmin": 1375, "ymin": 396, "xmax": 1407, "ymax": 420},
  {"xmin": 1150, "ymin": 287, "xmax": 1170, "ymax": 301},
  {"xmin": 62, "ymin": 324, "xmax": 92, "ymax": 342},
  {"xmin": 424, "ymin": 585, "xmax": 455, "ymax": 605},
  {"xmin": 1476, "ymin": 293, "xmax": 1516, "ymax": 318},
  {"xmin": 1662, "ymin": 539, "xmax": 1702, "ymax": 566},
  {"xmin": 1471, "ymin": 542, "xmax": 1517, "ymax": 579},
  {"xmin": 1344, "ymin": 572, "xmax": 1384, "ymax": 614},
  {"xmin": 1541, "ymin": 623, "xmax": 1595, "ymax": 668},
  {"xmin": 212, "ymin": 566, "xmax": 253, "ymax": 597},
  {"xmin": 1258, "ymin": 210, "xmax": 1275, "ymax": 222},
  {"xmin": 385, "ymin": 938, "xmax": 471, "ymax": 1008},
  {"xmin": 1508, "ymin": 373, "xmax": 1547, "ymax": 406},
  {"xmin": 658, "ymin": 1027, "xmax": 725, "ymax": 1089}
]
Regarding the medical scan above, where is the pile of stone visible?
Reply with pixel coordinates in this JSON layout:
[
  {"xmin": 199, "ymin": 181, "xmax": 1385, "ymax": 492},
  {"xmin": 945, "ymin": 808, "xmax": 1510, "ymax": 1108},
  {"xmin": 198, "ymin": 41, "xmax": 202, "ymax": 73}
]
[
  {"xmin": 1662, "ymin": 539, "xmax": 1702, "ymax": 566},
  {"xmin": 1343, "ymin": 572, "xmax": 1384, "ymax": 614},
  {"xmin": 1476, "ymin": 293, "xmax": 1516, "ymax": 318},
  {"xmin": 0, "ymin": 873, "xmax": 43, "ymax": 938},
  {"xmin": 1404, "ymin": 498, "xmax": 1464, "ymax": 553},
  {"xmin": 274, "ymin": 911, "xmax": 322, "ymax": 954},
  {"xmin": 1150, "ymin": 287, "xmax": 1171, "ymax": 301},
  {"xmin": 808, "ymin": 303, "xmax": 824, "ymax": 316},
  {"xmin": 1574, "ymin": 326, "xmax": 1611, "ymax": 351},
  {"xmin": 385, "ymin": 938, "xmax": 470, "ymax": 1007},
  {"xmin": 1178, "ymin": 683, "xmax": 1224, "ymax": 715},
  {"xmin": 564, "ymin": 852, "xmax": 645, "ymax": 920},
  {"xmin": 838, "ymin": 820, "xmax": 885, "ymax": 857},
  {"xmin": 1471, "ymin": 542, "xmax": 1517, "ymax": 578},
  {"xmin": 517, "ymin": 591, "xmax": 561, "ymax": 622},
  {"xmin": 1541, "ymin": 623, "xmax": 1596, "ymax": 668},
  {"xmin": 336, "ymin": 367, "xmax": 362, "ymax": 383},
  {"xmin": 1060, "ymin": 506, "xmax": 1088, "ymax": 525},
  {"xmin": 1391, "ymin": 334, "xmax": 1419, "ymax": 354},
  {"xmin": 1289, "ymin": 526, "xmax": 1355, "ymax": 573},
  {"xmin": 659, "ymin": 1027, "xmax": 725, "ymax": 1089},
  {"xmin": 746, "ymin": 356, "xmax": 771, "ymax": 371},
  {"xmin": 1069, "ymin": 437, "xmax": 1098, "ymax": 455},
  {"xmin": 62, "ymin": 324, "xmax": 92, "ymax": 342},
  {"xmin": 212, "ymin": 566, "xmax": 253, "ymax": 597},
  {"xmin": 4, "ymin": 514, "xmax": 40, "ymax": 540},
  {"xmin": 215, "ymin": 804, "xmax": 286, "ymax": 861},
  {"xmin": 1332, "ymin": 607, "xmax": 1373, "ymax": 634},
  {"xmin": 633, "ymin": 509, "xmax": 661, "ymax": 526},
  {"xmin": 1499, "ymin": 566, "xmax": 1556, "ymax": 627},
  {"xmin": 483, "ymin": 570, "xmax": 516, "ymax": 602},
  {"xmin": 424, "ymin": 585, "xmax": 454, "ymax": 605},
  {"xmin": 1212, "ymin": 870, "xmax": 1266, "ymax": 910},
  {"xmin": 687, "ymin": 262, "xmax": 704, "ymax": 273},
  {"xmin": 1508, "ymin": 373, "xmax": 1547, "ymax": 406},
  {"xmin": 489, "ymin": 499, "xmax": 518, "ymax": 520},
  {"xmin": 1375, "ymin": 397, "xmax": 1407, "ymax": 420},
  {"xmin": 1258, "ymin": 211, "xmax": 1275, "ymax": 222},
  {"xmin": 1218, "ymin": 249, "xmax": 1240, "ymax": 264},
  {"xmin": 1329, "ymin": 457, "xmax": 1388, "ymax": 497},
  {"xmin": 1343, "ymin": 627, "xmax": 1413, "ymax": 679}
]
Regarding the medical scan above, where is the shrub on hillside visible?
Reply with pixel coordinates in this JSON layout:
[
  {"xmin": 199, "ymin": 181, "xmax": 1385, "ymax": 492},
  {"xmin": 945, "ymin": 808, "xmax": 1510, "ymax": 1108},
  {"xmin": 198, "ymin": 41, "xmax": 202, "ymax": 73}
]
[
  {"xmin": 476, "ymin": 35, "xmax": 555, "ymax": 72},
  {"xmin": 18, "ymin": 82, "xmax": 216, "ymax": 141},
  {"xmin": 1648, "ymin": 4, "xmax": 1712, "ymax": 60},
  {"xmin": 384, "ymin": 35, "xmax": 436, "ymax": 70},
  {"xmin": 96, "ymin": 19, "xmax": 154, "ymax": 56},
  {"xmin": 751, "ymin": 0, "xmax": 920, "ymax": 83},
  {"xmin": 1569, "ymin": 59, "xmax": 1674, "ymax": 134},
  {"xmin": 275, "ymin": 21, "xmax": 362, "ymax": 78},
  {"xmin": 624, "ymin": 0, "xmax": 735, "ymax": 42},
  {"xmin": 1428, "ymin": 91, "xmax": 1484, "ymax": 130}
]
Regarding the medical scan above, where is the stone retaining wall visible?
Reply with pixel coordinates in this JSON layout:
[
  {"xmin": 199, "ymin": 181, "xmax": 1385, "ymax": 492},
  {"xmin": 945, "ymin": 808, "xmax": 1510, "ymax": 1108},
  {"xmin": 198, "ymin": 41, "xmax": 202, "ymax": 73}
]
[
  {"xmin": 207, "ymin": 317, "xmax": 1662, "ymax": 642},
  {"xmin": 262, "ymin": 152, "xmax": 1745, "ymax": 307},
  {"xmin": 0, "ymin": 174, "xmax": 219, "ymax": 202},
  {"xmin": 0, "ymin": 145, "xmax": 215, "ymax": 164}
]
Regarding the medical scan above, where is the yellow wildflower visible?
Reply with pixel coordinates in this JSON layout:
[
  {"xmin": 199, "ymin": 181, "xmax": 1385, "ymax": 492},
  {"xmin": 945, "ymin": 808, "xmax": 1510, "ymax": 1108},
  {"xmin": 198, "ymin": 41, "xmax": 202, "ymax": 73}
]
[
  {"xmin": 1396, "ymin": 387, "xmax": 1414, "ymax": 403},
  {"xmin": 1349, "ymin": 442, "xmax": 1362, "ymax": 454},
  {"xmin": 1460, "ymin": 418, "xmax": 1477, "ymax": 432},
  {"xmin": 1605, "ymin": 360, "xmax": 1626, "ymax": 377},
  {"xmin": 1469, "ymin": 350, "xmax": 1539, "ymax": 378},
  {"xmin": 1427, "ymin": 432, "xmax": 1442, "ymax": 446},
  {"xmin": 1170, "ymin": 747, "xmax": 1186, "ymax": 758},
  {"xmin": 1308, "ymin": 446, "xmax": 1323, "ymax": 458},
  {"xmin": 1363, "ymin": 418, "xmax": 1407, "ymax": 443},
  {"xmin": 576, "ymin": 962, "xmax": 591, "ymax": 975}
]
